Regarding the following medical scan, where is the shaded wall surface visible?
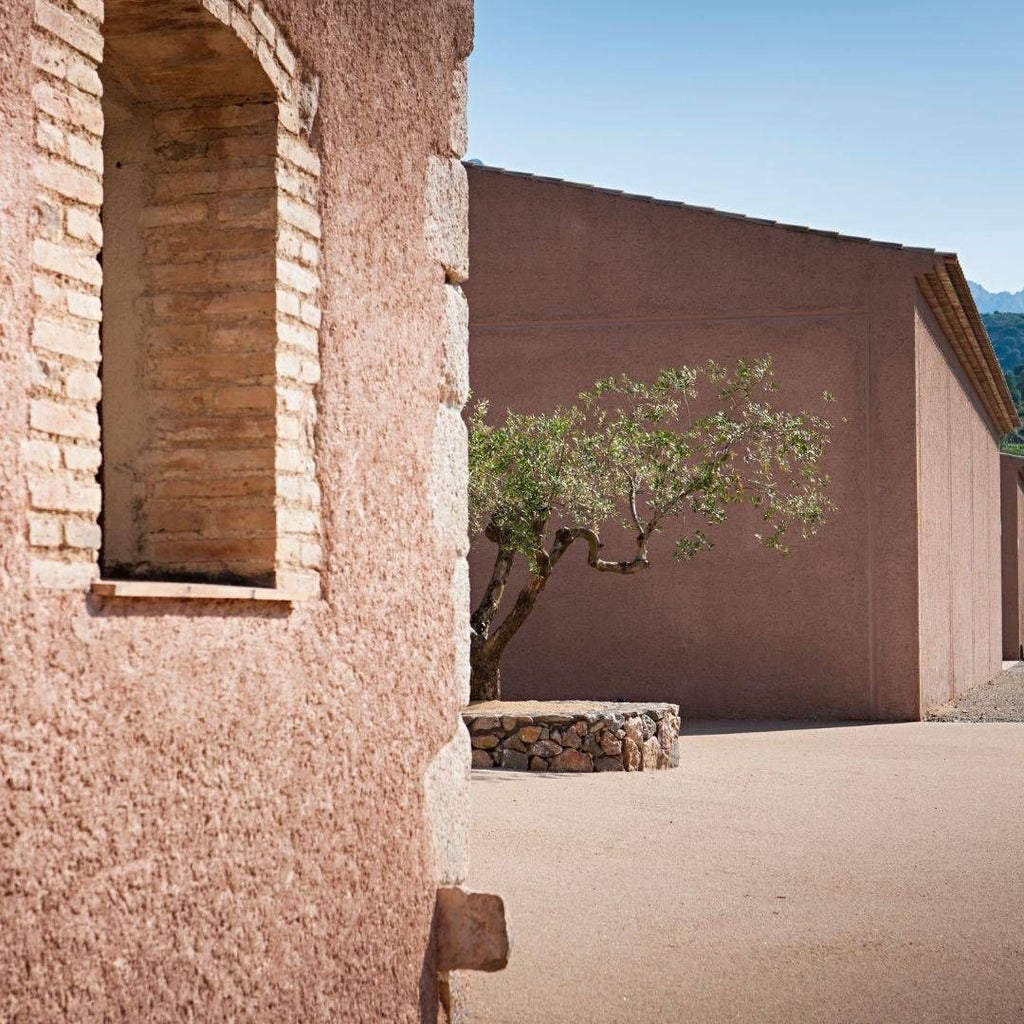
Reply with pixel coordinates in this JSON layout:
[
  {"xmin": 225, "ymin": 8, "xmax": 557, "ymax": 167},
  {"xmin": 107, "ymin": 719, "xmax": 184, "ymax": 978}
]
[
  {"xmin": 999, "ymin": 455, "xmax": 1024, "ymax": 661},
  {"xmin": 466, "ymin": 166, "xmax": 991, "ymax": 720},
  {"xmin": 1, "ymin": 1, "xmax": 474, "ymax": 1020},
  {"xmin": 915, "ymin": 302, "xmax": 1003, "ymax": 708}
]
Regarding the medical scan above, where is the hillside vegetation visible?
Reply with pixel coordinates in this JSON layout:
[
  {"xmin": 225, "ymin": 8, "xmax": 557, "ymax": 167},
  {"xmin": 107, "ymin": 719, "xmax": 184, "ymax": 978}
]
[{"xmin": 983, "ymin": 312, "xmax": 1024, "ymax": 444}]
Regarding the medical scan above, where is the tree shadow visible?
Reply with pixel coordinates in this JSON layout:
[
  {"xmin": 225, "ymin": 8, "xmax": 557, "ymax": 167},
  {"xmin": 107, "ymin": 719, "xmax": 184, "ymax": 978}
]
[
  {"xmin": 682, "ymin": 718, "xmax": 898, "ymax": 736},
  {"xmin": 471, "ymin": 768, "xmax": 633, "ymax": 784},
  {"xmin": 85, "ymin": 593, "xmax": 292, "ymax": 620}
]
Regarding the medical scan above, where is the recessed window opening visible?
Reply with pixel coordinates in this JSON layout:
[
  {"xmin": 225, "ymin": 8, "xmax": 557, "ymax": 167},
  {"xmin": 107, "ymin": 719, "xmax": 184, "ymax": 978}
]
[{"xmin": 99, "ymin": 0, "xmax": 279, "ymax": 587}]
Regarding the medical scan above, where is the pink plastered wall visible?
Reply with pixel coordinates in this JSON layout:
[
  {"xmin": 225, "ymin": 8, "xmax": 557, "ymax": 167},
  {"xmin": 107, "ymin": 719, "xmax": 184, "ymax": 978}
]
[
  {"xmin": 467, "ymin": 166, "xmax": 1000, "ymax": 720},
  {"xmin": 1, "ymin": 0, "xmax": 475, "ymax": 1020},
  {"xmin": 915, "ymin": 299, "xmax": 1002, "ymax": 710},
  {"xmin": 998, "ymin": 455, "xmax": 1024, "ymax": 661}
]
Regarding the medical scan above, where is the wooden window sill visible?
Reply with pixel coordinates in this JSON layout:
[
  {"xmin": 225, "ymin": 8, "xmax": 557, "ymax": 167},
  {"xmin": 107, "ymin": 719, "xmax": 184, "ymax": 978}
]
[{"xmin": 91, "ymin": 580, "xmax": 302, "ymax": 602}]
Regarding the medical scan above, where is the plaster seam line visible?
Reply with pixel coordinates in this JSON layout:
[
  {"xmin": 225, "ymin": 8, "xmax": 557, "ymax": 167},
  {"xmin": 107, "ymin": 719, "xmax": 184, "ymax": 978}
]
[
  {"xmin": 472, "ymin": 308, "xmax": 871, "ymax": 332},
  {"xmin": 866, "ymin": 295, "xmax": 877, "ymax": 719}
]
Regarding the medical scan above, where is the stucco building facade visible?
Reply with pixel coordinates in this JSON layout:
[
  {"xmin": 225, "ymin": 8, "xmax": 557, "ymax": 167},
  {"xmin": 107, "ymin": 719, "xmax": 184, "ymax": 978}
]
[
  {"xmin": 466, "ymin": 165, "xmax": 1017, "ymax": 721},
  {"xmin": 1, "ymin": 2, "xmax": 498, "ymax": 1020},
  {"xmin": 1000, "ymin": 454, "xmax": 1024, "ymax": 661}
]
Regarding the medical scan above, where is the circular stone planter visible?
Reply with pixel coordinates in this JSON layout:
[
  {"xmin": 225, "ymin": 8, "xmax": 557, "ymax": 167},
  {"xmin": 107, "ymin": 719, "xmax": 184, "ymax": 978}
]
[{"xmin": 464, "ymin": 700, "xmax": 680, "ymax": 773}]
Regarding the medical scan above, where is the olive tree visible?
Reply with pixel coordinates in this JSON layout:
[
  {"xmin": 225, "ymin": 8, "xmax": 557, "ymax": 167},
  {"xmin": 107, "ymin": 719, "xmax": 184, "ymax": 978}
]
[{"xmin": 467, "ymin": 357, "xmax": 836, "ymax": 702}]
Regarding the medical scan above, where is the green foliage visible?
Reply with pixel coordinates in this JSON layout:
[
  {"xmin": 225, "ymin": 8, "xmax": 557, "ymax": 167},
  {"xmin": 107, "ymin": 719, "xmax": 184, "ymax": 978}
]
[
  {"xmin": 984, "ymin": 312, "xmax": 1024, "ymax": 375},
  {"xmin": 984, "ymin": 313, "xmax": 1024, "ymax": 444},
  {"xmin": 468, "ymin": 357, "xmax": 836, "ymax": 565}
]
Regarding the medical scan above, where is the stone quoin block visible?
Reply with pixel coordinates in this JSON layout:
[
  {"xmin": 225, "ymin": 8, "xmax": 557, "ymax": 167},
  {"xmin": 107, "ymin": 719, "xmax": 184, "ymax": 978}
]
[
  {"xmin": 425, "ymin": 156, "xmax": 469, "ymax": 283},
  {"xmin": 424, "ymin": 721, "xmax": 472, "ymax": 888},
  {"xmin": 441, "ymin": 282, "xmax": 470, "ymax": 409},
  {"xmin": 449, "ymin": 62, "xmax": 468, "ymax": 158},
  {"xmin": 428, "ymin": 404, "xmax": 470, "ymax": 558}
]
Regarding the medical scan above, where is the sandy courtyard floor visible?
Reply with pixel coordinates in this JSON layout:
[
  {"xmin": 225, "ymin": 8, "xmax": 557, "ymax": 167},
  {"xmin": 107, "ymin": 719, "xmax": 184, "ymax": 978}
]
[{"xmin": 466, "ymin": 722, "xmax": 1024, "ymax": 1024}]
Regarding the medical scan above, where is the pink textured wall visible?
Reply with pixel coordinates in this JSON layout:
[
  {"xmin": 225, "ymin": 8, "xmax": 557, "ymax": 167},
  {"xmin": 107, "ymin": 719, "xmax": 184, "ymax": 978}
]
[
  {"xmin": 915, "ymin": 300, "xmax": 1002, "ymax": 710},
  {"xmin": 999, "ymin": 455, "xmax": 1024, "ymax": 661},
  {"xmin": 1, "ymin": 1, "xmax": 473, "ymax": 1020},
  {"xmin": 466, "ymin": 167, "xmax": 991, "ymax": 720}
]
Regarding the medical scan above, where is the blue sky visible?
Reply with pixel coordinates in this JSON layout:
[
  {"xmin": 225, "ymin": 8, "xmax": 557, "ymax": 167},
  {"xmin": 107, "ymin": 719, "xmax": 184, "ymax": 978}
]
[{"xmin": 468, "ymin": 1, "xmax": 1024, "ymax": 292}]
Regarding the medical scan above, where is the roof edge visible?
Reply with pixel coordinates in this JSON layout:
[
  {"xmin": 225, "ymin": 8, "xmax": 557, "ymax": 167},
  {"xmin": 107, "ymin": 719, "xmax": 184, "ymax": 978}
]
[
  {"xmin": 466, "ymin": 162, "xmax": 953, "ymax": 257},
  {"xmin": 917, "ymin": 257, "xmax": 1020, "ymax": 436}
]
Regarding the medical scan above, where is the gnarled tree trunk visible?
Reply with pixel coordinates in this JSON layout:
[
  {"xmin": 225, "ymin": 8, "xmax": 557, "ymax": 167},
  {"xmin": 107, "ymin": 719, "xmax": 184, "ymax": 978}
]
[
  {"xmin": 469, "ymin": 633, "xmax": 501, "ymax": 703},
  {"xmin": 468, "ymin": 521, "xmax": 653, "ymax": 703}
]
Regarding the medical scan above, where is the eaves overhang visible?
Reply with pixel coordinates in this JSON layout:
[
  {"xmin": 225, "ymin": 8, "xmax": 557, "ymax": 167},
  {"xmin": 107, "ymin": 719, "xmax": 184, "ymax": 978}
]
[{"xmin": 917, "ymin": 256, "xmax": 1020, "ymax": 436}]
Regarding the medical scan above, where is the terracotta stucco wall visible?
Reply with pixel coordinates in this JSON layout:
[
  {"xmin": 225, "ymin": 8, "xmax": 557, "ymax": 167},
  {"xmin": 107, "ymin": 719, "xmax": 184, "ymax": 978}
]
[
  {"xmin": 467, "ymin": 167, "xmax": 939, "ymax": 719},
  {"xmin": 998, "ymin": 455, "xmax": 1024, "ymax": 661},
  {"xmin": 914, "ymin": 299, "xmax": 1002, "ymax": 711},
  {"xmin": 1, "ymin": 1, "xmax": 475, "ymax": 1020}
]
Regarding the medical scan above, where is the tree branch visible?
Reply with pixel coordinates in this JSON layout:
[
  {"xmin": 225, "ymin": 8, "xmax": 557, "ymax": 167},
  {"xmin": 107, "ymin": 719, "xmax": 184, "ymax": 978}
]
[
  {"xmin": 653, "ymin": 439, "xmax": 738, "ymax": 527},
  {"xmin": 627, "ymin": 475, "xmax": 644, "ymax": 534},
  {"xmin": 550, "ymin": 526, "xmax": 650, "ymax": 575}
]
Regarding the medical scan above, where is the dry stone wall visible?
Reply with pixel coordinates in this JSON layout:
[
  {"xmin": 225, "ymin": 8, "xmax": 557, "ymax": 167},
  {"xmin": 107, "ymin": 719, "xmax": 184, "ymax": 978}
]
[{"xmin": 464, "ymin": 701, "xmax": 681, "ymax": 773}]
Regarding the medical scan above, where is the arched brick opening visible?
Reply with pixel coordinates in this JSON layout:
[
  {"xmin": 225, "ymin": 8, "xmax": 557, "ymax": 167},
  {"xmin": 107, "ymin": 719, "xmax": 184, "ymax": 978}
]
[
  {"xmin": 28, "ymin": 0, "xmax": 324, "ymax": 596},
  {"xmin": 101, "ymin": 1, "xmax": 279, "ymax": 585}
]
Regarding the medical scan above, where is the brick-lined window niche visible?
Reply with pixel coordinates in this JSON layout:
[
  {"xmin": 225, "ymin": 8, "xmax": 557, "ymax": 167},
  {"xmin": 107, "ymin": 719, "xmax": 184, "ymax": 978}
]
[{"xmin": 28, "ymin": 0, "xmax": 324, "ymax": 598}]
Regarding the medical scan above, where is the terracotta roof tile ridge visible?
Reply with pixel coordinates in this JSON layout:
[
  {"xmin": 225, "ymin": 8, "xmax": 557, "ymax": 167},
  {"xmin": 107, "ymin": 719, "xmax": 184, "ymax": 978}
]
[
  {"xmin": 917, "ymin": 257, "xmax": 1020, "ymax": 435},
  {"xmin": 466, "ymin": 162, "xmax": 952, "ymax": 257}
]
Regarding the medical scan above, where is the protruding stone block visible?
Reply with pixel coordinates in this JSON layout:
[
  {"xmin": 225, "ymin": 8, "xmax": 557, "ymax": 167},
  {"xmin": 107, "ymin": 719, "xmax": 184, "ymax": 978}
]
[{"xmin": 436, "ymin": 888, "xmax": 511, "ymax": 974}]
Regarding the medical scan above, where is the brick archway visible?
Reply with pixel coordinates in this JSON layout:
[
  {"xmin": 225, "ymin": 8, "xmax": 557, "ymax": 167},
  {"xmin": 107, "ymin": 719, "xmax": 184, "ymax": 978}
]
[{"xmin": 29, "ymin": 0, "xmax": 323, "ymax": 596}]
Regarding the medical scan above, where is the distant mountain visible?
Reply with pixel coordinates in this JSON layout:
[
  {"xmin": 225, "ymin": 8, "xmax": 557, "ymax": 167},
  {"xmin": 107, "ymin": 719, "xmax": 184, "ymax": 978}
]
[{"xmin": 970, "ymin": 281, "xmax": 1024, "ymax": 314}]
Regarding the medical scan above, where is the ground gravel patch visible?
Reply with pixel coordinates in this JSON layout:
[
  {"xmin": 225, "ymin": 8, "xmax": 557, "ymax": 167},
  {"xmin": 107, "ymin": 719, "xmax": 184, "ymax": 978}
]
[{"xmin": 928, "ymin": 661, "xmax": 1024, "ymax": 721}]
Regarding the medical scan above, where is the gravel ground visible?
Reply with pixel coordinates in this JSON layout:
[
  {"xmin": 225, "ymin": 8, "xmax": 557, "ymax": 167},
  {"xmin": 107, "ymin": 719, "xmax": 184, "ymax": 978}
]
[{"xmin": 928, "ymin": 661, "xmax": 1024, "ymax": 721}]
